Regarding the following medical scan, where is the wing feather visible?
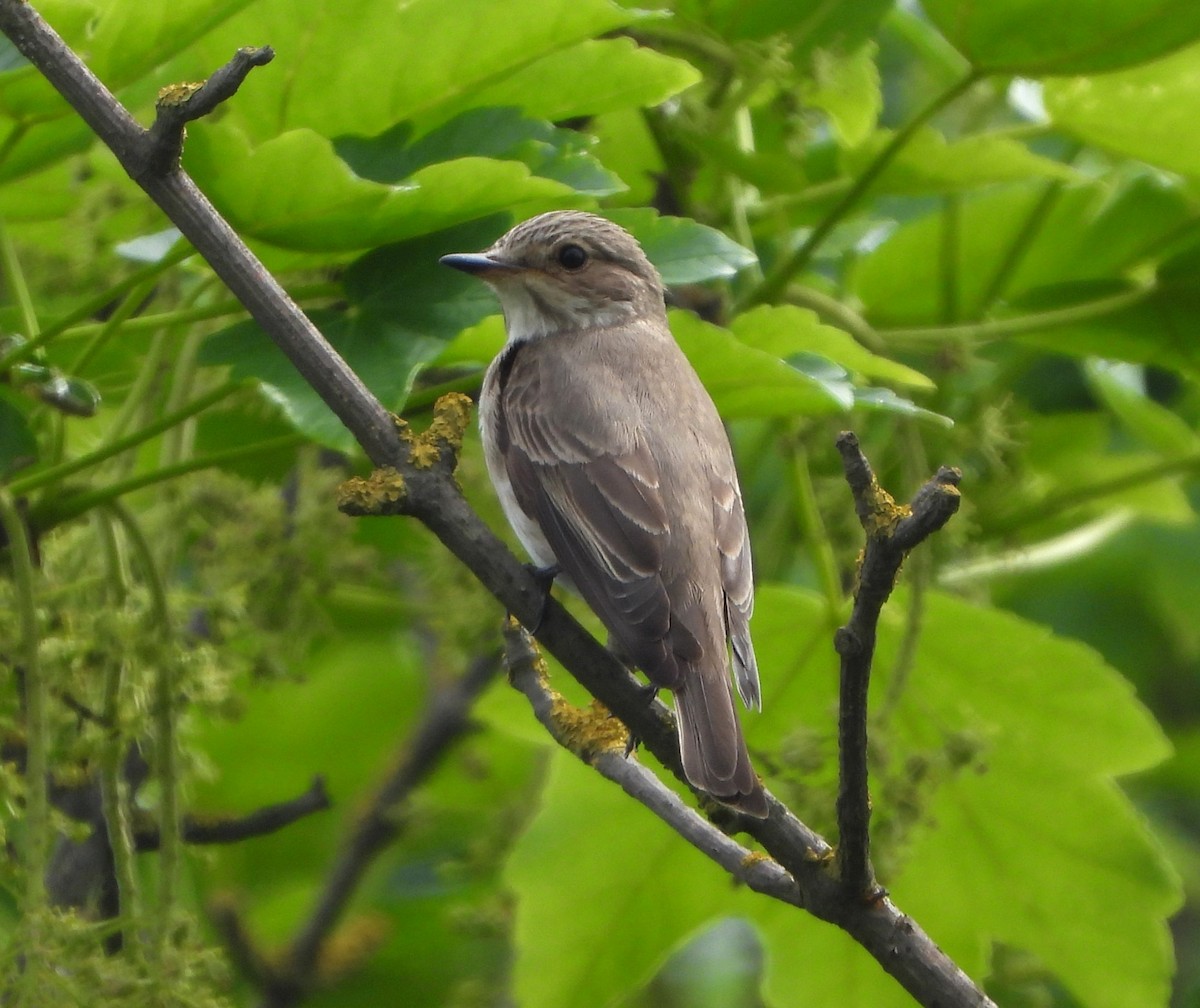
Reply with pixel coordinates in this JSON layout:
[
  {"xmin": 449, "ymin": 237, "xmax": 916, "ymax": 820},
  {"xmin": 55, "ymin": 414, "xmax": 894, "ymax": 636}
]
[
  {"xmin": 711, "ymin": 472, "xmax": 760, "ymax": 710},
  {"xmin": 501, "ymin": 363, "xmax": 686, "ymax": 685}
]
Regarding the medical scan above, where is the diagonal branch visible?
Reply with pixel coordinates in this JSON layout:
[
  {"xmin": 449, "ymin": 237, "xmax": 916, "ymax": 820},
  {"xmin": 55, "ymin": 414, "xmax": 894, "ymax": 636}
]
[
  {"xmin": 503, "ymin": 619, "xmax": 804, "ymax": 905},
  {"xmin": 0, "ymin": 5, "xmax": 993, "ymax": 1006}
]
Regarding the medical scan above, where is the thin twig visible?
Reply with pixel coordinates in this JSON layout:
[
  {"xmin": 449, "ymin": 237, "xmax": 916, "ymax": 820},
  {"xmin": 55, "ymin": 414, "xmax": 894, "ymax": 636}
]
[
  {"xmin": 145, "ymin": 46, "xmax": 275, "ymax": 175},
  {"xmin": 833, "ymin": 433, "xmax": 961, "ymax": 898},
  {"xmin": 256, "ymin": 653, "xmax": 500, "ymax": 1008},
  {"xmin": 503, "ymin": 621, "xmax": 804, "ymax": 905},
  {"xmin": 134, "ymin": 777, "xmax": 332, "ymax": 850}
]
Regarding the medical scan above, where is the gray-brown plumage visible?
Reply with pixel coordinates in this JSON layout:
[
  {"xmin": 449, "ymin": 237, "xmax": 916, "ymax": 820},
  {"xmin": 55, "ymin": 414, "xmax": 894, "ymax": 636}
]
[{"xmin": 441, "ymin": 211, "xmax": 767, "ymax": 817}]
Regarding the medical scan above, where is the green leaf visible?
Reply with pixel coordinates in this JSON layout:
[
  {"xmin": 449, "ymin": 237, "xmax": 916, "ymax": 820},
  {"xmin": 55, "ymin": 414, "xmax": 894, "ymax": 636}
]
[
  {"xmin": 507, "ymin": 750, "xmax": 755, "ymax": 1008},
  {"xmin": 852, "ymin": 175, "xmax": 1194, "ymax": 326},
  {"xmin": 184, "ymin": 124, "xmax": 580, "ymax": 252},
  {"xmin": 731, "ymin": 305, "xmax": 934, "ymax": 390},
  {"xmin": 1083, "ymin": 359, "xmax": 1200, "ymax": 457},
  {"xmin": 0, "ymin": 389, "xmax": 37, "ymax": 474},
  {"xmin": 608, "ymin": 209, "xmax": 758, "ymax": 284},
  {"xmin": 165, "ymin": 0, "xmax": 651, "ymax": 140},
  {"xmin": 430, "ymin": 37, "xmax": 700, "ymax": 127},
  {"xmin": 200, "ymin": 221, "xmax": 502, "ymax": 448},
  {"xmin": 923, "ymin": 0, "xmax": 1200, "ymax": 74},
  {"xmin": 1047, "ymin": 42, "xmax": 1200, "ymax": 178},
  {"xmin": 669, "ymin": 310, "xmax": 844, "ymax": 418},
  {"xmin": 669, "ymin": 0, "xmax": 891, "ymax": 53},
  {"xmin": 507, "ymin": 586, "xmax": 1176, "ymax": 1008},
  {"xmin": 852, "ymin": 386, "xmax": 953, "ymax": 426},
  {"xmin": 335, "ymin": 107, "xmax": 624, "ymax": 197},
  {"xmin": 807, "ymin": 43, "xmax": 881, "ymax": 148},
  {"xmin": 751, "ymin": 586, "xmax": 1178, "ymax": 1008},
  {"xmin": 845, "ymin": 127, "xmax": 1077, "ymax": 197}
]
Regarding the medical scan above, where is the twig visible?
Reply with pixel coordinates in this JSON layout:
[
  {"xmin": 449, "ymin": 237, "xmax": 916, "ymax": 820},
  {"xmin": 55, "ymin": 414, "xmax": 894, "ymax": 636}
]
[
  {"xmin": 256, "ymin": 653, "xmax": 500, "ymax": 1008},
  {"xmin": 503, "ymin": 621, "xmax": 803, "ymax": 906},
  {"xmin": 0, "ymin": 7, "xmax": 996, "ymax": 1005},
  {"xmin": 834, "ymin": 433, "xmax": 961, "ymax": 898},
  {"xmin": 144, "ymin": 46, "xmax": 275, "ymax": 175},
  {"xmin": 134, "ymin": 777, "xmax": 332, "ymax": 850}
]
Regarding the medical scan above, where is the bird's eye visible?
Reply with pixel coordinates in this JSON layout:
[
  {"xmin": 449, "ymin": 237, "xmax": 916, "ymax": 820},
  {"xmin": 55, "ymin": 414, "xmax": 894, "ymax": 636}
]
[{"xmin": 556, "ymin": 244, "xmax": 588, "ymax": 271}]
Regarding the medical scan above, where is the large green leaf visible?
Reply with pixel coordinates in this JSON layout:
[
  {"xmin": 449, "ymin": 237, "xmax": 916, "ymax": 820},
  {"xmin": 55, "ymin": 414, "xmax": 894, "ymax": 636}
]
[
  {"xmin": 923, "ymin": 0, "xmax": 1200, "ymax": 75},
  {"xmin": 199, "ymin": 220, "xmax": 503, "ymax": 448},
  {"xmin": 335, "ymin": 107, "xmax": 623, "ymax": 197},
  {"xmin": 758, "ymin": 586, "xmax": 1178, "ymax": 1007},
  {"xmin": 0, "ymin": 0, "xmax": 254, "ymax": 119},
  {"xmin": 852, "ymin": 175, "xmax": 1194, "ymax": 327},
  {"xmin": 428, "ymin": 37, "xmax": 700, "ymax": 128},
  {"xmin": 607, "ymin": 208, "xmax": 757, "ymax": 284},
  {"xmin": 845, "ymin": 127, "xmax": 1077, "ymax": 197},
  {"xmin": 669, "ymin": 310, "xmax": 845, "ymax": 418},
  {"xmin": 506, "ymin": 751, "xmax": 757, "ymax": 1008},
  {"xmin": 505, "ymin": 586, "xmax": 1176, "ymax": 1007},
  {"xmin": 1047, "ymin": 42, "xmax": 1200, "ymax": 178},
  {"xmin": 184, "ymin": 124, "xmax": 580, "ymax": 252},
  {"xmin": 731, "ymin": 305, "xmax": 933, "ymax": 390},
  {"xmin": 163, "ymin": 0, "xmax": 666, "ymax": 140}
]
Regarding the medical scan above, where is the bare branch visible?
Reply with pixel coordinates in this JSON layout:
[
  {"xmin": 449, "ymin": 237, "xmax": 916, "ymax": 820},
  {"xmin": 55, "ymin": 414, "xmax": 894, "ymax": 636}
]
[
  {"xmin": 503, "ymin": 619, "xmax": 804, "ymax": 905},
  {"xmin": 254, "ymin": 653, "xmax": 500, "ymax": 1008},
  {"xmin": 834, "ymin": 432, "xmax": 961, "ymax": 897},
  {"xmin": 135, "ymin": 777, "xmax": 331, "ymax": 850},
  {"xmin": 145, "ymin": 46, "xmax": 275, "ymax": 175}
]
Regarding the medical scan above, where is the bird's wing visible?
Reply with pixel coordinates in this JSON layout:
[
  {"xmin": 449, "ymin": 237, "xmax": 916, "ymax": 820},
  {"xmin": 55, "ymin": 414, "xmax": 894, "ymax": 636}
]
[
  {"xmin": 711, "ymin": 470, "xmax": 760, "ymax": 709},
  {"xmin": 500, "ymin": 348, "xmax": 699, "ymax": 686}
]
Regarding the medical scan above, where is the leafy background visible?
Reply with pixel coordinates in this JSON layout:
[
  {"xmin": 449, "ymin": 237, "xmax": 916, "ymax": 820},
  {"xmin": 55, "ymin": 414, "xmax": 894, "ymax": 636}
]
[{"xmin": 0, "ymin": 0, "xmax": 1198, "ymax": 1006}]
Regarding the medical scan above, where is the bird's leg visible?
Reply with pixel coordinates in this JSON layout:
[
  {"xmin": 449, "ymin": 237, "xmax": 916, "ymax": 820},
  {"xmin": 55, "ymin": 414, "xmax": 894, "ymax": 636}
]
[
  {"xmin": 621, "ymin": 681, "xmax": 661, "ymax": 757},
  {"xmin": 603, "ymin": 633, "xmax": 661, "ymax": 756},
  {"xmin": 524, "ymin": 562, "xmax": 560, "ymax": 633}
]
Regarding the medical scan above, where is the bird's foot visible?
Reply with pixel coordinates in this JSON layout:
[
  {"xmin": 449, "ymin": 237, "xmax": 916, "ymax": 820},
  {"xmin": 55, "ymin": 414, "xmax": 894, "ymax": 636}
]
[
  {"xmin": 524, "ymin": 563, "xmax": 561, "ymax": 633},
  {"xmin": 619, "ymin": 682, "xmax": 660, "ymax": 757}
]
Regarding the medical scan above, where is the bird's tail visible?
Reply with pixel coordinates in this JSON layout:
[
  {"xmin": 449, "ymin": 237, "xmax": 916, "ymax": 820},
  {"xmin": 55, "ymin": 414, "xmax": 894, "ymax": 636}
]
[{"xmin": 675, "ymin": 662, "xmax": 768, "ymax": 818}]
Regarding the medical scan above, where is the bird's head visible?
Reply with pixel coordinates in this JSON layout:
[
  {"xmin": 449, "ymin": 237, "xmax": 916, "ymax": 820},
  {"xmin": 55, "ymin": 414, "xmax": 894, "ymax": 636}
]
[{"xmin": 440, "ymin": 211, "xmax": 667, "ymax": 341}]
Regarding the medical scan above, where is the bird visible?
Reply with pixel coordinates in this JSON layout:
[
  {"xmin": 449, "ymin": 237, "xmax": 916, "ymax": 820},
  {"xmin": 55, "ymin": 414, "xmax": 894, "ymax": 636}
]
[{"xmin": 440, "ymin": 211, "xmax": 768, "ymax": 817}]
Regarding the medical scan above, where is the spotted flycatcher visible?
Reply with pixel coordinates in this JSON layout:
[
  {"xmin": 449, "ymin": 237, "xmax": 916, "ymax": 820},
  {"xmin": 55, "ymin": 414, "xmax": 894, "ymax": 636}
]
[{"xmin": 441, "ymin": 211, "xmax": 767, "ymax": 817}]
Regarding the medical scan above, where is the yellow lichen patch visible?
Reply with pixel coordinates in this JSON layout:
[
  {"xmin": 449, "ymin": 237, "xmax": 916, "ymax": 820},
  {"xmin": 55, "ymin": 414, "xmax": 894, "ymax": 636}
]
[
  {"xmin": 402, "ymin": 393, "xmax": 473, "ymax": 470},
  {"xmin": 741, "ymin": 850, "xmax": 775, "ymax": 870},
  {"xmin": 428, "ymin": 392, "xmax": 472, "ymax": 448},
  {"xmin": 551, "ymin": 696, "xmax": 630, "ymax": 762},
  {"xmin": 313, "ymin": 911, "xmax": 393, "ymax": 984},
  {"xmin": 336, "ymin": 467, "xmax": 407, "ymax": 515},
  {"xmin": 157, "ymin": 81, "xmax": 204, "ymax": 107},
  {"xmin": 504, "ymin": 615, "xmax": 550, "ymax": 682},
  {"xmin": 861, "ymin": 480, "xmax": 910, "ymax": 537}
]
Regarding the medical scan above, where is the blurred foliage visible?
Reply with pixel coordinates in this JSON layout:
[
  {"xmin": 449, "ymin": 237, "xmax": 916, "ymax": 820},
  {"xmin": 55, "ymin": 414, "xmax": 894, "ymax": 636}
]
[{"xmin": 0, "ymin": 0, "xmax": 1197, "ymax": 1006}]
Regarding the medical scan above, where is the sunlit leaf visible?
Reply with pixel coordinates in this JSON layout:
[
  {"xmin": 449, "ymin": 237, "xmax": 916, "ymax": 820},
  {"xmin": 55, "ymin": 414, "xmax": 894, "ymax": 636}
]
[
  {"xmin": 1047, "ymin": 42, "xmax": 1200, "ymax": 177},
  {"xmin": 609, "ymin": 208, "xmax": 758, "ymax": 284},
  {"xmin": 184, "ymin": 124, "xmax": 580, "ymax": 252},
  {"xmin": 923, "ymin": 0, "xmax": 1200, "ymax": 74}
]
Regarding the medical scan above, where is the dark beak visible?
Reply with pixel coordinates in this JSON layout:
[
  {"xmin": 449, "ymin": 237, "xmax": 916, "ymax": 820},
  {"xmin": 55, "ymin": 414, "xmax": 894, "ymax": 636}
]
[{"xmin": 439, "ymin": 252, "xmax": 519, "ymax": 276}]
